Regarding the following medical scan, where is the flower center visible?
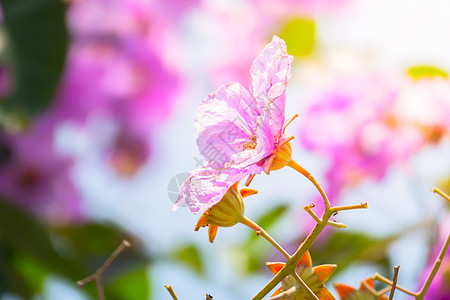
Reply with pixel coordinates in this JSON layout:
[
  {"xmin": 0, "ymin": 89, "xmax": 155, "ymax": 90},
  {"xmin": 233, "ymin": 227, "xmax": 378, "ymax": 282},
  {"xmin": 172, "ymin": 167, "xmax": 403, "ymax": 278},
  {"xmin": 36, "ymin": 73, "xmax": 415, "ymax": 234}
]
[{"xmin": 242, "ymin": 135, "xmax": 257, "ymax": 150}]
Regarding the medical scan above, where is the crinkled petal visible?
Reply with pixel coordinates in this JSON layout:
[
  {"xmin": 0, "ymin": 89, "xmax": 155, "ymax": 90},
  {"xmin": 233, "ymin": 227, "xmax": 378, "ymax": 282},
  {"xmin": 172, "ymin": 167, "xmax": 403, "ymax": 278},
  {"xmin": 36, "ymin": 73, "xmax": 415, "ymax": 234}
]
[
  {"xmin": 174, "ymin": 164, "xmax": 251, "ymax": 214},
  {"xmin": 250, "ymin": 36, "xmax": 293, "ymax": 138},
  {"xmin": 195, "ymin": 82, "xmax": 261, "ymax": 166}
]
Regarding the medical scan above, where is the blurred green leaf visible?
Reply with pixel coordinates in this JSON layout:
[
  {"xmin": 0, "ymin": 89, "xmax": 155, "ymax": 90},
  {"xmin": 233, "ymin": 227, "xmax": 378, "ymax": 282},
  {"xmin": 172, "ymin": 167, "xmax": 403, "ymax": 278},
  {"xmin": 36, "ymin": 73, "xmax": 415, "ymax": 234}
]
[
  {"xmin": 53, "ymin": 223, "xmax": 149, "ymax": 275},
  {"xmin": 0, "ymin": 200, "xmax": 151, "ymax": 298},
  {"xmin": 54, "ymin": 223, "xmax": 132, "ymax": 257},
  {"xmin": 241, "ymin": 204, "xmax": 289, "ymax": 274},
  {"xmin": 106, "ymin": 267, "xmax": 150, "ymax": 300},
  {"xmin": 310, "ymin": 231, "xmax": 394, "ymax": 276},
  {"xmin": 248, "ymin": 204, "xmax": 288, "ymax": 243},
  {"xmin": 0, "ymin": 0, "xmax": 68, "ymax": 116},
  {"xmin": 0, "ymin": 199, "xmax": 82, "ymax": 279},
  {"xmin": 10, "ymin": 251, "xmax": 48, "ymax": 293},
  {"xmin": 172, "ymin": 244, "xmax": 204, "ymax": 276},
  {"xmin": 407, "ymin": 65, "xmax": 448, "ymax": 79},
  {"xmin": 279, "ymin": 18, "xmax": 315, "ymax": 57},
  {"xmin": 0, "ymin": 244, "xmax": 33, "ymax": 298},
  {"xmin": 54, "ymin": 223, "xmax": 151, "ymax": 298}
]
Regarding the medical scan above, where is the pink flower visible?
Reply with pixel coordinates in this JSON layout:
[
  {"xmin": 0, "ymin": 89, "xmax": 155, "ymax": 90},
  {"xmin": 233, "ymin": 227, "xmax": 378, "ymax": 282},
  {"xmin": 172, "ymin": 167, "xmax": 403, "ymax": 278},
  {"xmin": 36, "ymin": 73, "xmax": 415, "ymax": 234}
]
[
  {"xmin": 175, "ymin": 36, "xmax": 295, "ymax": 214},
  {"xmin": 53, "ymin": 0, "xmax": 182, "ymax": 175},
  {"xmin": 299, "ymin": 74, "xmax": 423, "ymax": 200},
  {"xmin": 0, "ymin": 122, "xmax": 83, "ymax": 224}
]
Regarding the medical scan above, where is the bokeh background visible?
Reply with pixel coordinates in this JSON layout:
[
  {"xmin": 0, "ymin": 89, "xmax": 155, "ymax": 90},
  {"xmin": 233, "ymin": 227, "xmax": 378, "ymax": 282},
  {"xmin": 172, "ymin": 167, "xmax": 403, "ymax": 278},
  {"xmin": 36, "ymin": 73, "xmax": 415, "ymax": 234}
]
[{"xmin": 0, "ymin": 0, "xmax": 450, "ymax": 299}]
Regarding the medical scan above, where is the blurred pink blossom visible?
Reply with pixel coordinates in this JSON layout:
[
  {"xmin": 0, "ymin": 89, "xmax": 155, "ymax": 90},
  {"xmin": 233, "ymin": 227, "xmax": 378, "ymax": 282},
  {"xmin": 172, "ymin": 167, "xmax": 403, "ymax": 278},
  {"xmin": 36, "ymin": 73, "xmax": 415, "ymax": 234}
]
[
  {"xmin": 299, "ymin": 74, "xmax": 424, "ymax": 200},
  {"xmin": 0, "ymin": 122, "xmax": 82, "ymax": 224},
  {"xmin": 393, "ymin": 76, "xmax": 450, "ymax": 145},
  {"xmin": 54, "ymin": 0, "xmax": 183, "ymax": 175}
]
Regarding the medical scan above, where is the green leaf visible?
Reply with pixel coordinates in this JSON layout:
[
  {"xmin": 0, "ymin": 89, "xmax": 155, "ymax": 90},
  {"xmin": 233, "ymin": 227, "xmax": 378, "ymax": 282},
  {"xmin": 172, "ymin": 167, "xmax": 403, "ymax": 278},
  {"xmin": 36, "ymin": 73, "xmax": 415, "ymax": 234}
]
[
  {"xmin": 10, "ymin": 251, "xmax": 48, "ymax": 293},
  {"xmin": 106, "ymin": 267, "xmax": 150, "ymax": 300},
  {"xmin": 248, "ymin": 204, "xmax": 288, "ymax": 243},
  {"xmin": 172, "ymin": 244, "xmax": 204, "ymax": 276},
  {"xmin": 54, "ymin": 223, "xmax": 131, "ymax": 257},
  {"xmin": 53, "ymin": 222, "xmax": 151, "ymax": 298},
  {"xmin": 309, "ymin": 231, "xmax": 394, "ymax": 276},
  {"xmin": 407, "ymin": 65, "xmax": 448, "ymax": 79},
  {"xmin": 241, "ymin": 204, "xmax": 288, "ymax": 274},
  {"xmin": 53, "ymin": 223, "xmax": 149, "ymax": 275},
  {"xmin": 279, "ymin": 18, "xmax": 315, "ymax": 57},
  {"xmin": 0, "ymin": 0, "xmax": 68, "ymax": 116},
  {"xmin": 0, "ymin": 199, "xmax": 82, "ymax": 279},
  {"xmin": 0, "ymin": 244, "xmax": 33, "ymax": 298}
]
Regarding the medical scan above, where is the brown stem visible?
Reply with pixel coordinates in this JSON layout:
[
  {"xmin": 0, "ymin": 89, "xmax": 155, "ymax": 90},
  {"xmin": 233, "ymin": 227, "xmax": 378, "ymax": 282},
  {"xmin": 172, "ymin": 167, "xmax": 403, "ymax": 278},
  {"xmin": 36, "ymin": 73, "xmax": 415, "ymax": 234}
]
[
  {"xmin": 389, "ymin": 266, "xmax": 400, "ymax": 300},
  {"xmin": 373, "ymin": 273, "xmax": 417, "ymax": 297},
  {"xmin": 165, "ymin": 285, "xmax": 179, "ymax": 300},
  {"xmin": 77, "ymin": 240, "xmax": 131, "ymax": 299},
  {"xmin": 432, "ymin": 187, "xmax": 450, "ymax": 202},
  {"xmin": 252, "ymin": 163, "xmax": 367, "ymax": 300}
]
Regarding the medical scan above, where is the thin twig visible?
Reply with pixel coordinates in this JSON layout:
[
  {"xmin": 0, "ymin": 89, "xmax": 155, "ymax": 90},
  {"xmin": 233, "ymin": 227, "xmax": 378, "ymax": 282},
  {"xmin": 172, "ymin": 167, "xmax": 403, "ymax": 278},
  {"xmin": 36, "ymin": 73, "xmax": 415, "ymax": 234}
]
[
  {"xmin": 331, "ymin": 202, "xmax": 368, "ymax": 212},
  {"xmin": 241, "ymin": 216, "xmax": 291, "ymax": 259},
  {"xmin": 252, "ymin": 160, "xmax": 367, "ymax": 300},
  {"xmin": 303, "ymin": 204, "xmax": 321, "ymax": 223},
  {"xmin": 389, "ymin": 265, "xmax": 400, "ymax": 300},
  {"xmin": 77, "ymin": 240, "xmax": 131, "ymax": 300},
  {"xmin": 165, "ymin": 285, "xmax": 179, "ymax": 300},
  {"xmin": 327, "ymin": 220, "xmax": 347, "ymax": 228},
  {"xmin": 287, "ymin": 160, "xmax": 330, "ymax": 209},
  {"xmin": 432, "ymin": 186, "xmax": 450, "ymax": 202},
  {"xmin": 373, "ymin": 273, "xmax": 417, "ymax": 297}
]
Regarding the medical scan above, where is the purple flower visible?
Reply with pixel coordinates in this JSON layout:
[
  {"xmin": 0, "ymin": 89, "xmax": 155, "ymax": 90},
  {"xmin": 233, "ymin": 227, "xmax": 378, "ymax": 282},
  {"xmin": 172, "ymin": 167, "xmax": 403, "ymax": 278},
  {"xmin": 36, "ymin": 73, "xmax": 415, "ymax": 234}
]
[
  {"xmin": 0, "ymin": 122, "xmax": 83, "ymax": 224},
  {"xmin": 175, "ymin": 36, "xmax": 295, "ymax": 214},
  {"xmin": 299, "ymin": 74, "xmax": 423, "ymax": 201},
  {"xmin": 53, "ymin": 0, "xmax": 182, "ymax": 175}
]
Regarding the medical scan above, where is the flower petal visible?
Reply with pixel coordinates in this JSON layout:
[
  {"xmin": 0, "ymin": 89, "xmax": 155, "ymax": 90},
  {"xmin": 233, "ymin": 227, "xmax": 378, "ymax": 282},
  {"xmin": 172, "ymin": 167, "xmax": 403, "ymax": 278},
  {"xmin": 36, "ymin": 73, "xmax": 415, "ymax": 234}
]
[
  {"xmin": 312, "ymin": 264, "xmax": 337, "ymax": 284},
  {"xmin": 195, "ymin": 82, "xmax": 261, "ymax": 166},
  {"xmin": 174, "ymin": 164, "xmax": 251, "ymax": 214},
  {"xmin": 250, "ymin": 36, "xmax": 293, "ymax": 138}
]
